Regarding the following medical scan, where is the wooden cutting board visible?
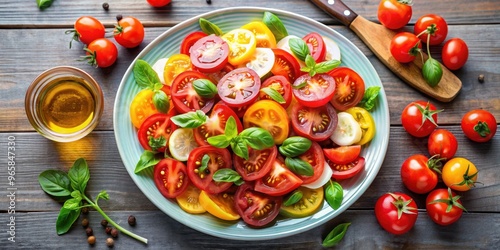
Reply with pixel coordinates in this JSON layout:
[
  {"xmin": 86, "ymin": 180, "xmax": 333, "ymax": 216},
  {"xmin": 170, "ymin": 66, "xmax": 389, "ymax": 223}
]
[{"xmin": 310, "ymin": 0, "xmax": 462, "ymax": 102}]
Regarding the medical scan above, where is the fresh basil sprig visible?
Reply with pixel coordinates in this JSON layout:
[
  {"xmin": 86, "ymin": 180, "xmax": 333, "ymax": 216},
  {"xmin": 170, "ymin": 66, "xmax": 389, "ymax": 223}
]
[
  {"xmin": 262, "ymin": 11, "xmax": 288, "ymax": 41},
  {"xmin": 322, "ymin": 222, "xmax": 351, "ymax": 247},
  {"xmin": 279, "ymin": 136, "xmax": 312, "ymax": 157},
  {"xmin": 133, "ymin": 59, "xmax": 170, "ymax": 113},
  {"xmin": 302, "ymin": 55, "xmax": 341, "ymax": 77},
  {"xmin": 38, "ymin": 158, "xmax": 148, "ymax": 244},
  {"xmin": 193, "ymin": 79, "xmax": 218, "ymax": 99},
  {"xmin": 171, "ymin": 110, "xmax": 208, "ymax": 128},
  {"xmin": 135, "ymin": 150, "xmax": 161, "ymax": 174},
  {"xmin": 359, "ymin": 86, "xmax": 381, "ymax": 111},
  {"xmin": 37, "ymin": 0, "xmax": 54, "ymax": 10},
  {"xmin": 283, "ymin": 190, "xmax": 303, "ymax": 207},
  {"xmin": 422, "ymin": 58, "xmax": 443, "ymax": 87},
  {"xmin": 199, "ymin": 18, "xmax": 223, "ymax": 36},
  {"xmin": 289, "ymin": 38, "xmax": 310, "ymax": 62},
  {"xmin": 285, "ymin": 157, "xmax": 314, "ymax": 176},
  {"xmin": 260, "ymin": 87, "xmax": 286, "ymax": 104},
  {"xmin": 324, "ymin": 180, "xmax": 343, "ymax": 210},
  {"xmin": 212, "ymin": 169, "xmax": 244, "ymax": 186}
]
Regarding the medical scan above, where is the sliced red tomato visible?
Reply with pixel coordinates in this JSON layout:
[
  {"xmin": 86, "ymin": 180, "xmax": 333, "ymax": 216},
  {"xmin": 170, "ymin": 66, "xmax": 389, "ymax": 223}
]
[
  {"xmin": 193, "ymin": 102, "xmax": 243, "ymax": 146},
  {"xmin": 290, "ymin": 102, "xmax": 338, "ymax": 141},
  {"xmin": 271, "ymin": 48, "xmax": 301, "ymax": 82},
  {"xmin": 259, "ymin": 75, "xmax": 292, "ymax": 108},
  {"xmin": 328, "ymin": 67, "xmax": 365, "ymax": 111},
  {"xmin": 171, "ymin": 70, "xmax": 215, "ymax": 114},
  {"xmin": 138, "ymin": 113, "xmax": 177, "ymax": 152},
  {"xmin": 234, "ymin": 145, "xmax": 278, "ymax": 181},
  {"xmin": 243, "ymin": 100, "xmax": 290, "ymax": 145},
  {"xmin": 153, "ymin": 158, "xmax": 190, "ymax": 199},
  {"xmin": 292, "ymin": 73, "xmax": 336, "ymax": 108},
  {"xmin": 187, "ymin": 146, "xmax": 233, "ymax": 194},
  {"xmin": 296, "ymin": 142, "xmax": 325, "ymax": 185},
  {"xmin": 254, "ymin": 157, "xmax": 303, "ymax": 196},
  {"xmin": 205, "ymin": 64, "xmax": 235, "ymax": 85},
  {"xmin": 234, "ymin": 183, "xmax": 282, "ymax": 227},
  {"xmin": 303, "ymin": 32, "xmax": 327, "ymax": 63},
  {"xmin": 217, "ymin": 67, "xmax": 261, "ymax": 108},
  {"xmin": 189, "ymin": 34, "xmax": 229, "ymax": 73},
  {"xmin": 323, "ymin": 145, "xmax": 361, "ymax": 165},
  {"xmin": 329, "ymin": 156, "xmax": 365, "ymax": 180},
  {"xmin": 180, "ymin": 31, "xmax": 207, "ymax": 55}
]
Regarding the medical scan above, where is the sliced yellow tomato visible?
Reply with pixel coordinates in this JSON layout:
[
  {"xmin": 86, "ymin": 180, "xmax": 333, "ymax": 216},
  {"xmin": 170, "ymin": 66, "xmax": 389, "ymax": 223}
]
[
  {"xmin": 130, "ymin": 89, "xmax": 159, "ymax": 129},
  {"xmin": 240, "ymin": 47, "xmax": 275, "ymax": 78},
  {"xmin": 221, "ymin": 28, "xmax": 257, "ymax": 66},
  {"xmin": 241, "ymin": 21, "xmax": 277, "ymax": 48},
  {"xmin": 168, "ymin": 128, "xmax": 198, "ymax": 162},
  {"xmin": 243, "ymin": 100, "xmax": 289, "ymax": 145},
  {"xmin": 163, "ymin": 54, "xmax": 192, "ymax": 86},
  {"xmin": 199, "ymin": 190, "xmax": 240, "ymax": 221},
  {"xmin": 345, "ymin": 107, "xmax": 376, "ymax": 145},
  {"xmin": 280, "ymin": 186, "xmax": 324, "ymax": 218},
  {"xmin": 176, "ymin": 184, "xmax": 207, "ymax": 214}
]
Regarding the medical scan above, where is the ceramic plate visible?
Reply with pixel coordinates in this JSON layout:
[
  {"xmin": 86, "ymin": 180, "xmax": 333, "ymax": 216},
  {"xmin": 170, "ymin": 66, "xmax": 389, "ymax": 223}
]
[{"xmin": 114, "ymin": 7, "xmax": 390, "ymax": 241}]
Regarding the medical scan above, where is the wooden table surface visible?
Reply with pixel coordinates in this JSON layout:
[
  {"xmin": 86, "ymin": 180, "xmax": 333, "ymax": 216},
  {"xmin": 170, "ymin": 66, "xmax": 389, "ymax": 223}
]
[{"xmin": 1, "ymin": 0, "xmax": 499, "ymax": 249}]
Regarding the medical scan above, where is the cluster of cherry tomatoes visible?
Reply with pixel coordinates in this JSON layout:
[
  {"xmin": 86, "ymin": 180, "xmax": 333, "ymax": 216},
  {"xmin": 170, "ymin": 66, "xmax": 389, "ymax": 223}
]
[{"xmin": 67, "ymin": 15, "xmax": 145, "ymax": 68}]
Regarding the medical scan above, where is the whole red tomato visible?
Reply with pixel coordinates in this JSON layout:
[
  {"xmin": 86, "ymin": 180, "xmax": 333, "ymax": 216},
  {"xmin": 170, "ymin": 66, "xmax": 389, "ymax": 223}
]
[
  {"xmin": 461, "ymin": 109, "xmax": 497, "ymax": 142},
  {"xmin": 114, "ymin": 16, "xmax": 145, "ymax": 48},
  {"xmin": 67, "ymin": 16, "xmax": 105, "ymax": 48},
  {"xmin": 428, "ymin": 129, "xmax": 458, "ymax": 160},
  {"xmin": 401, "ymin": 100, "xmax": 441, "ymax": 137},
  {"xmin": 147, "ymin": 0, "xmax": 171, "ymax": 7},
  {"xmin": 414, "ymin": 14, "xmax": 448, "ymax": 45},
  {"xmin": 442, "ymin": 38, "xmax": 469, "ymax": 70},
  {"xmin": 377, "ymin": 0, "xmax": 413, "ymax": 30},
  {"xmin": 390, "ymin": 32, "xmax": 422, "ymax": 63},
  {"xmin": 84, "ymin": 38, "xmax": 118, "ymax": 68},
  {"xmin": 426, "ymin": 188, "xmax": 466, "ymax": 226},
  {"xmin": 375, "ymin": 192, "xmax": 418, "ymax": 235},
  {"xmin": 401, "ymin": 154, "xmax": 441, "ymax": 194}
]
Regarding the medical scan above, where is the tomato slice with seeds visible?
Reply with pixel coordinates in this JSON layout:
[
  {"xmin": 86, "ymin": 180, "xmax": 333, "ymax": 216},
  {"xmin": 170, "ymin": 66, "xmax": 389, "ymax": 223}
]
[
  {"xmin": 163, "ymin": 54, "xmax": 192, "ymax": 86},
  {"xmin": 153, "ymin": 158, "xmax": 190, "ymax": 199},
  {"xmin": 328, "ymin": 67, "xmax": 365, "ymax": 111},
  {"xmin": 205, "ymin": 64, "xmax": 235, "ymax": 84},
  {"xmin": 234, "ymin": 183, "xmax": 282, "ymax": 227},
  {"xmin": 138, "ymin": 113, "xmax": 177, "ymax": 152},
  {"xmin": 217, "ymin": 67, "xmax": 261, "ymax": 108},
  {"xmin": 303, "ymin": 32, "xmax": 326, "ymax": 63},
  {"xmin": 292, "ymin": 73, "xmax": 336, "ymax": 108},
  {"xmin": 254, "ymin": 157, "xmax": 303, "ymax": 196},
  {"xmin": 241, "ymin": 21, "xmax": 277, "ymax": 48},
  {"xmin": 290, "ymin": 102, "xmax": 338, "ymax": 141},
  {"xmin": 189, "ymin": 34, "xmax": 229, "ymax": 73},
  {"xmin": 323, "ymin": 145, "xmax": 361, "ymax": 165},
  {"xmin": 180, "ymin": 31, "xmax": 207, "ymax": 55},
  {"xmin": 221, "ymin": 28, "xmax": 257, "ymax": 66},
  {"xmin": 243, "ymin": 100, "xmax": 290, "ymax": 145},
  {"xmin": 259, "ymin": 75, "xmax": 292, "ymax": 108},
  {"xmin": 329, "ymin": 156, "xmax": 365, "ymax": 180},
  {"xmin": 186, "ymin": 146, "xmax": 233, "ymax": 194},
  {"xmin": 234, "ymin": 145, "xmax": 278, "ymax": 181},
  {"xmin": 271, "ymin": 48, "xmax": 301, "ymax": 82},
  {"xmin": 296, "ymin": 141, "xmax": 325, "ymax": 185},
  {"xmin": 171, "ymin": 70, "xmax": 215, "ymax": 114},
  {"xmin": 193, "ymin": 102, "xmax": 243, "ymax": 146}
]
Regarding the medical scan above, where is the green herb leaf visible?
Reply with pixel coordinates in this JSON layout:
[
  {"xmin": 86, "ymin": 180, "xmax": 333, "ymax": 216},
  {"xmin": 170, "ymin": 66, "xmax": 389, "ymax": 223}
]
[
  {"xmin": 96, "ymin": 190, "xmax": 109, "ymax": 203},
  {"xmin": 324, "ymin": 180, "xmax": 343, "ymax": 209},
  {"xmin": 56, "ymin": 207, "xmax": 81, "ymax": 235},
  {"xmin": 225, "ymin": 116, "xmax": 239, "ymax": 140},
  {"xmin": 133, "ymin": 59, "xmax": 161, "ymax": 89},
  {"xmin": 149, "ymin": 136, "xmax": 167, "ymax": 152},
  {"xmin": 63, "ymin": 196, "xmax": 82, "ymax": 210},
  {"xmin": 315, "ymin": 59, "xmax": 341, "ymax": 74},
  {"xmin": 207, "ymin": 134, "xmax": 231, "ymax": 148},
  {"xmin": 260, "ymin": 87, "xmax": 286, "ymax": 104},
  {"xmin": 289, "ymin": 38, "xmax": 310, "ymax": 62},
  {"xmin": 193, "ymin": 79, "xmax": 218, "ymax": 99},
  {"xmin": 135, "ymin": 150, "xmax": 161, "ymax": 174},
  {"xmin": 279, "ymin": 136, "xmax": 312, "ymax": 157},
  {"xmin": 37, "ymin": 0, "xmax": 54, "ymax": 10},
  {"xmin": 292, "ymin": 81, "xmax": 308, "ymax": 90},
  {"xmin": 212, "ymin": 169, "xmax": 244, "ymax": 186},
  {"xmin": 283, "ymin": 190, "xmax": 303, "ymax": 206},
  {"xmin": 153, "ymin": 90, "xmax": 170, "ymax": 113},
  {"xmin": 262, "ymin": 11, "xmax": 288, "ymax": 41},
  {"xmin": 38, "ymin": 170, "xmax": 73, "ymax": 197},
  {"xmin": 239, "ymin": 127, "xmax": 275, "ymax": 150},
  {"xmin": 199, "ymin": 18, "xmax": 223, "ymax": 36},
  {"xmin": 199, "ymin": 154, "xmax": 210, "ymax": 173},
  {"xmin": 422, "ymin": 58, "xmax": 443, "ymax": 87},
  {"xmin": 322, "ymin": 222, "xmax": 351, "ymax": 247},
  {"xmin": 359, "ymin": 86, "xmax": 381, "ymax": 111},
  {"xmin": 67, "ymin": 158, "xmax": 90, "ymax": 194},
  {"xmin": 231, "ymin": 137, "xmax": 249, "ymax": 160},
  {"xmin": 171, "ymin": 110, "xmax": 207, "ymax": 128},
  {"xmin": 285, "ymin": 157, "xmax": 314, "ymax": 176}
]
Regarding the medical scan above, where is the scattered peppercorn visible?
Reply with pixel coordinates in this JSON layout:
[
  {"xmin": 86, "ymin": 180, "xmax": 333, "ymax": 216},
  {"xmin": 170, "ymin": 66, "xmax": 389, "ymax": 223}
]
[
  {"xmin": 82, "ymin": 207, "xmax": 89, "ymax": 214},
  {"xmin": 101, "ymin": 219, "xmax": 109, "ymax": 227},
  {"xmin": 105, "ymin": 226, "xmax": 112, "ymax": 234},
  {"xmin": 111, "ymin": 228, "xmax": 119, "ymax": 238},
  {"xmin": 102, "ymin": 2, "xmax": 109, "ymax": 10},
  {"xmin": 106, "ymin": 237, "xmax": 115, "ymax": 247},
  {"xmin": 85, "ymin": 227, "xmax": 94, "ymax": 236},
  {"xmin": 87, "ymin": 235, "xmax": 96, "ymax": 245},
  {"xmin": 128, "ymin": 215, "xmax": 136, "ymax": 226},
  {"xmin": 478, "ymin": 74, "xmax": 485, "ymax": 83},
  {"xmin": 82, "ymin": 218, "xmax": 89, "ymax": 228},
  {"xmin": 206, "ymin": 0, "xmax": 212, "ymax": 4},
  {"xmin": 116, "ymin": 14, "xmax": 123, "ymax": 22}
]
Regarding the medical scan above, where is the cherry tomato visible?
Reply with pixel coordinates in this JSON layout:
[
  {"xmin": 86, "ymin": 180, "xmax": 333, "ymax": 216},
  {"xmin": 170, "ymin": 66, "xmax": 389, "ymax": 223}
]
[
  {"xmin": 401, "ymin": 100, "xmax": 441, "ymax": 137},
  {"xmin": 138, "ymin": 113, "xmax": 177, "ymax": 152},
  {"xmin": 180, "ymin": 31, "xmax": 207, "ymax": 55},
  {"xmin": 217, "ymin": 68, "xmax": 261, "ymax": 108},
  {"xmin": 328, "ymin": 67, "xmax": 365, "ymax": 111},
  {"xmin": 303, "ymin": 32, "xmax": 327, "ymax": 63},
  {"xmin": 323, "ymin": 145, "xmax": 361, "ymax": 165},
  {"xmin": 67, "ymin": 16, "xmax": 105, "ymax": 47},
  {"xmin": 171, "ymin": 70, "xmax": 215, "ymax": 114},
  {"xmin": 461, "ymin": 109, "xmax": 497, "ymax": 142},
  {"xmin": 259, "ymin": 75, "xmax": 292, "ymax": 108},
  {"xmin": 377, "ymin": 0, "xmax": 413, "ymax": 30},
  {"xmin": 295, "ymin": 142, "xmax": 325, "ymax": 184},
  {"xmin": 130, "ymin": 89, "xmax": 159, "ymax": 128},
  {"xmin": 243, "ymin": 100, "xmax": 290, "ymax": 145},
  {"xmin": 233, "ymin": 145, "xmax": 277, "ymax": 181},
  {"xmin": 414, "ymin": 14, "xmax": 448, "ymax": 45},
  {"xmin": 442, "ymin": 157, "xmax": 478, "ymax": 192},
  {"xmin": 84, "ymin": 38, "xmax": 118, "ymax": 68},
  {"xmin": 428, "ymin": 129, "xmax": 458, "ymax": 160},
  {"xmin": 254, "ymin": 157, "xmax": 303, "ymax": 196},
  {"xmin": 114, "ymin": 16, "xmax": 145, "ymax": 48},
  {"xmin": 271, "ymin": 48, "xmax": 301, "ymax": 82},
  {"xmin": 187, "ymin": 146, "xmax": 233, "ymax": 194},
  {"xmin": 175, "ymin": 184, "xmax": 206, "ymax": 214},
  {"xmin": 426, "ymin": 188, "xmax": 465, "ymax": 226},
  {"xmin": 199, "ymin": 190, "xmax": 240, "ymax": 221},
  {"xmin": 205, "ymin": 64, "xmax": 235, "ymax": 85},
  {"xmin": 375, "ymin": 192, "xmax": 418, "ymax": 235},
  {"xmin": 163, "ymin": 54, "xmax": 192, "ymax": 86},
  {"xmin": 234, "ymin": 183, "xmax": 282, "ymax": 227},
  {"xmin": 221, "ymin": 28, "xmax": 257, "ymax": 66},
  {"xmin": 290, "ymin": 102, "xmax": 337, "ymax": 141},
  {"xmin": 153, "ymin": 158, "xmax": 189, "ymax": 199},
  {"xmin": 189, "ymin": 34, "xmax": 229, "ymax": 73},
  {"xmin": 400, "ymin": 154, "xmax": 441, "ymax": 194},
  {"xmin": 194, "ymin": 102, "xmax": 243, "ymax": 146},
  {"xmin": 292, "ymin": 73, "xmax": 336, "ymax": 108},
  {"xmin": 329, "ymin": 156, "xmax": 365, "ymax": 180},
  {"xmin": 241, "ymin": 21, "xmax": 277, "ymax": 48},
  {"xmin": 280, "ymin": 186, "xmax": 324, "ymax": 218},
  {"xmin": 147, "ymin": 0, "xmax": 171, "ymax": 7},
  {"xmin": 442, "ymin": 38, "xmax": 469, "ymax": 70},
  {"xmin": 389, "ymin": 32, "xmax": 422, "ymax": 63},
  {"xmin": 345, "ymin": 107, "xmax": 376, "ymax": 145}
]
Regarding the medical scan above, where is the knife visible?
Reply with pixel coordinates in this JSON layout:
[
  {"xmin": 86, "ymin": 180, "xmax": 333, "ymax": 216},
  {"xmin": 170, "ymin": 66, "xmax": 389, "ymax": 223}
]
[{"xmin": 310, "ymin": 0, "xmax": 462, "ymax": 102}]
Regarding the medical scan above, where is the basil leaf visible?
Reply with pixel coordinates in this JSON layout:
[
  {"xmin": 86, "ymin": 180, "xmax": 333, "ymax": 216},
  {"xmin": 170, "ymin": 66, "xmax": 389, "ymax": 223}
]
[
  {"xmin": 38, "ymin": 170, "xmax": 73, "ymax": 197},
  {"xmin": 289, "ymin": 38, "xmax": 310, "ymax": 62},
  {"xmin": 285, "ymin": 157, "xmax": 313, "ymax": 176},
  {"xmin": 225, "ymin": 116, "xmax": 238, "ymax": 140},
  {"xmin": 198, "ymin": 154, "xmax": 210, "ymax": 173},
  {"xmin": 63, "ymin": 196, "xmax": 82, "ymax": 211},
  {"xmin": 133, "ymin": 59, "xmax": 161, "ymax": 89},
  {"xmin": 260, "ymin": 87, "xmax": 286, "ymax": 104},
  {"xmin": 322, "ymin": 222, "xmax": 351, "ymax": 247},
  {"xmin": 315, "ymin": 59, "xmax": 341, "ymax": 74},
  {"xmin": 149, "ymin": 136, "xmax": 166, "ymax": 152},
  {"xmin": 37, "ymin": 0, "xmax": 54, "ymax": 10},
  {"xmin": 56, "ymin": 207, "xmax": 81, "ymax": 235},
  {"xmin": 359, "ymin": 86, "xmax": 381, "ymax": 111},
  {"xmin": 193, "ymin": 79, "xmax": 218, "ymax": 99},
  {"xmin": 283, "ymin": 190, "xmax": 303, "ymax": 206},
  {"xmin": 324, "ymin": 180, "xmax": 343, "ymax": 210},
  {"xmin": 262, "ymin": 11, "xmax": 288, "ymax": 41},
  {"xmin": 96, "ymin": 190, "xmax": 109, "ymax": 202},
  {"xmin": 199, "ymin": 18, "xmax": 223, "ymax": 36},
  {"xmin": 213, "ymin": 169, "xmax": 244, "ymax": 185},
  {"xmin": 135, "ymin": 150, "xmax": 161, "ymax": 174},
  {"xmin": 279, "ymin": 136, "xmax": 312, "ymax": 157},
  {"xmin": 207, "ymin": 134, "xmax": 231, "ymax": 148},
  {"xmin": 292, "ymin": 81, "xmax": 308, "ymax": 90},
  {"xmin": 231, "ymin": 137, "xmax": 249, "ymax": 160},
  {"xmin": 68, "ymin": 158, "xmax": 90, "ymax": 194},
  {"xmin": 422, "ymin": 58, "xmax": 443, "ymax": 87},
  {"xmin": 171, "ymin": 110, "xmax": 207, "ymax": 128},
  {"xmin": 153, "ymin": 90, "xmax": 170, "ymax": 113},
  {"xmin": 239, "ymin": 127, "xmax": 275, "ymax": 150}
]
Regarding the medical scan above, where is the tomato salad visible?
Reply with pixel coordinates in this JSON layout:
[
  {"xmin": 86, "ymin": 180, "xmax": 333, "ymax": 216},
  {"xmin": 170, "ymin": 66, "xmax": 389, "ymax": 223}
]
[{"xmin": 130, "ymin": 12, "xmax": 380, "ymax": 227}]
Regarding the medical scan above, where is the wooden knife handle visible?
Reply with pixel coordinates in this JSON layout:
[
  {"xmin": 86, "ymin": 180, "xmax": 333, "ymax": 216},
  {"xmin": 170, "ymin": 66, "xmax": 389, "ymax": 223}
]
[{"xmin": 309, "ymin": 0, "xmax": 358, "ymax": 26}]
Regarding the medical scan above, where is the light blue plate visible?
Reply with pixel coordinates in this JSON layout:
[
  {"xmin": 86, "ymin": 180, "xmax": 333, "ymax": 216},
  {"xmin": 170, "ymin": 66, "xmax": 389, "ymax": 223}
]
[{"xmin": 114, "ymin": 7, "xmax": 390, "ymax": 241}]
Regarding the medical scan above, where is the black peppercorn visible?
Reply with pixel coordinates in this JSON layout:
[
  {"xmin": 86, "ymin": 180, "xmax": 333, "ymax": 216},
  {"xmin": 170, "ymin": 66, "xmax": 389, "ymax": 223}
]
[
  {"xmin": 206, "ymin": 0, "xmax": 212, "ymax": 4},
  {"xmin": 105, "ymin": 226, "xmax": 112, "ymax": 234},
  {"xmin": 102, "ymin": 2, "xmax": 109, "ymax": 10},
  {"xmin": 87, "ymin": 235, "xmax": 96, "ymax": 245},
  {"xmin": 86, "ymin": 227, "xmax": 93, "ymax": 236},
  {"xmin": 101, "ymin": 219, "xmax": 108, "ymax": 227},
  {"xmin": 82, "ymin": 207, "xmax": 89, "ymax": 214},
  {"xmin": 82, "ymin": 218, "xmax": 89, "ymax": 228},
  {"xmin": 111, "ymin": 228, "xmax": 119, "ymax": 238},
  {"xmin": 116, "ymin": 14, "xmax": 123, "ymax": 22},
  {"xmin": 128, "ymin": 215, "xmax": 136, "ymax": 226},
  {"xmin": 106, "ymin": 237, "xmax": 115, "ymax": 247},
  {"xmin": 478, "ymin": 74, "xmax": 485, "ymax": 83}
]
